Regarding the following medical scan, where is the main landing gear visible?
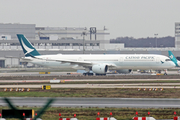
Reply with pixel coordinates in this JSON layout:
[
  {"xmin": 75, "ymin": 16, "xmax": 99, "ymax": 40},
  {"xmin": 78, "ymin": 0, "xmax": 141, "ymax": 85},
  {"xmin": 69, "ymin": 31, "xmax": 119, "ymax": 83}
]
[
  {"xmin": 83, "ymin": 72, "xmax": 106, "ymax": 76},
  {"xmin": 95, "ymin": 73, "xmax": 106, "ymax": 76},
  {"xmin": 83, "ymin": 72, "xmax": 94, "ymax": 76}
]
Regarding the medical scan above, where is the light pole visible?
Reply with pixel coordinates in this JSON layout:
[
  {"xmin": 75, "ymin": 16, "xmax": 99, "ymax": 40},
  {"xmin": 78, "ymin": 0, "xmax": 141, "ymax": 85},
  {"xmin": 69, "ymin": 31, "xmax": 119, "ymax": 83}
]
[
  {"xmin": 154, "ymin": 34, "xmax": 158, "ymax": 48},
  {"xmin": 81, "ymin": 32, "xmax": 87, "ymax": 54}
]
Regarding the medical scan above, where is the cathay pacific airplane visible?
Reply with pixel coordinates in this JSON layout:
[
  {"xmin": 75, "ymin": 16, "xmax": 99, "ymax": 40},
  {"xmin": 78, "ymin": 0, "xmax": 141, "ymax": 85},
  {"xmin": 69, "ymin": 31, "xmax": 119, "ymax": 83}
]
[{"xmin": 17, "ymin": 34, "xmax": 175, "ymax": 75}]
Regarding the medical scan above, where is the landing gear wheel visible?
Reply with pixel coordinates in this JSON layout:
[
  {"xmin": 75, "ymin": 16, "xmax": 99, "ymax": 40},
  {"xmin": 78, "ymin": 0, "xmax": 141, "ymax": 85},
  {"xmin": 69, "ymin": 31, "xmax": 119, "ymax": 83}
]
[
  {"xmin": 95, "ymin": 74, "xmax": 106, "ymax": 76},
  {"xmin": 83, "ymin": 72, "xmax": 93, "ymax": 76},
  {"xmin": 87, "ymin": 73, "xmax": 93, "ymax": 76}
]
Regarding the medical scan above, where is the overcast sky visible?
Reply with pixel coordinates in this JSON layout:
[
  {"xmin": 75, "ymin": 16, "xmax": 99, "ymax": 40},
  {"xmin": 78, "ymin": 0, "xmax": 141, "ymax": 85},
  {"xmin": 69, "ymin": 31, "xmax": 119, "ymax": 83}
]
[{"xmin": 0, "ymin": 0, "xmax": 180, "ymax": 39}]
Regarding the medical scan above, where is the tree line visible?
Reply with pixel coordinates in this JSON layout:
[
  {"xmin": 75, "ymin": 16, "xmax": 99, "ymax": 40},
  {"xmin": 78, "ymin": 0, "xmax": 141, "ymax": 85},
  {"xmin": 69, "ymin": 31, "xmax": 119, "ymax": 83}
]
[{"xmin": 110, "ymin": 36, "xmax": 175, "ymax": 47}]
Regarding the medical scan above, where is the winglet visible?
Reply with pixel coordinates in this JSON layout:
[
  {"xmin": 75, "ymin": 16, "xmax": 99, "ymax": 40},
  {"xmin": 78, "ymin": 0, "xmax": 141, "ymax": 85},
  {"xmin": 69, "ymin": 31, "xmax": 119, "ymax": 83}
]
[{"xmin": 168, "ymin": 51, "xmax": 179, "ymax": 67}]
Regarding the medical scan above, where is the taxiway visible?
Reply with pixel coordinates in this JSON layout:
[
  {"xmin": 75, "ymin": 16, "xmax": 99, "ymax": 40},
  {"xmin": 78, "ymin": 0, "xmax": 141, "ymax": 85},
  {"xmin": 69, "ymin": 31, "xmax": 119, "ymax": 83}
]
[{"xmin": 0, "ymin": 97, "xmax": 180, "ymax": 108}]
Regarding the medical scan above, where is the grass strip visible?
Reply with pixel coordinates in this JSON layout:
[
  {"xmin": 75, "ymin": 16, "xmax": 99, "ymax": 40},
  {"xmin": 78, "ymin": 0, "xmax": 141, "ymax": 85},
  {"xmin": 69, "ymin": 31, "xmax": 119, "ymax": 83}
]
[{"xmin": 0, "ymin": 88, "xmax": 180, "ymax": 98}]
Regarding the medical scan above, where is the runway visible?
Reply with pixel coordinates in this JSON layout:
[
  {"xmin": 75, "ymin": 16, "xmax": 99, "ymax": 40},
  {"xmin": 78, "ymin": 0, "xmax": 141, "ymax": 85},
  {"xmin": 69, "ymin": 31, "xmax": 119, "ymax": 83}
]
[
  {"xmin": 1, "ymin": 78, "xmax": 180, "ymax": 81},
  {"xmin": 0, "ymin": 97, "xmax": 180, "ymax": 108},
  {"xmin": 0, "ymin": 84, "xmax": 180, "ymax": 88},
  {"xmin": 0, "ymin": 71, "xmax": 179, "ymax": 76},
  {"xmin": 1, "ymin": 78, "xmax": 180, "ymax": 83}
]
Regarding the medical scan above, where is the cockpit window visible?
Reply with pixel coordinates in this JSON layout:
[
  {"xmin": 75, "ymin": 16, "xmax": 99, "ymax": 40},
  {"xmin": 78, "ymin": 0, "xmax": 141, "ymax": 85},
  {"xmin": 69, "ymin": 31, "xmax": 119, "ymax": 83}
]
[{"xmin": 165, "ymin": 59, "xmax": 171, "ymax": 61}]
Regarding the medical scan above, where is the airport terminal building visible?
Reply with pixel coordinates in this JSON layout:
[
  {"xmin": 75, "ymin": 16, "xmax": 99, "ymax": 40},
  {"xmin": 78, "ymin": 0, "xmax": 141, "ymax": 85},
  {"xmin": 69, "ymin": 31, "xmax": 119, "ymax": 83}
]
[
  {"xmin": 0, "ymin": 23, "xmax": 179, "ymax": 68},
  {"xmin": 175, "ymin": 22, "xmax": 180, "ymax": 48}
]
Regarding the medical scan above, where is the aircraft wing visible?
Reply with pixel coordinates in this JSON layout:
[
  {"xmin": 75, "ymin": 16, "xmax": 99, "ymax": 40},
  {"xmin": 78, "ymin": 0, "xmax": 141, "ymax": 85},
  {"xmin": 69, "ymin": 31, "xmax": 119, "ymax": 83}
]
[
  {"xmin": 51, "ymin": 58, "xmax": 93, "ymax": 66},
  {"xmin": 34, "ymin": 56, "xmax": 117, "ymax": 67},
  {"xmin": 5, "ymin": 56, "xmax": 33, "ymax": 62},
  {"xmin": 20, "ymin": 57, "xmax": 33, "ymax": 62},
  {"xmin": 5, "ymin": 56, "xmax": 20, "ymax": 59}
]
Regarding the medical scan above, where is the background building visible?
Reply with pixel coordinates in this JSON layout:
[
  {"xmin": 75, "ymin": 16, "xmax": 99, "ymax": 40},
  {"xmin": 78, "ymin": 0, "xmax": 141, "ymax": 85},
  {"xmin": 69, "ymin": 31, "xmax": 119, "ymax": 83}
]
[
  {"xmin": 35, "ymin": 27, "xmax": 108, "ymax": 41},
  {"xmin": 0, "ymin": 23, "xmax": 35, "ymax": 40},
  {"xmin": 175, "ymin": 22, "xmax": 180, "ymax": 48}
]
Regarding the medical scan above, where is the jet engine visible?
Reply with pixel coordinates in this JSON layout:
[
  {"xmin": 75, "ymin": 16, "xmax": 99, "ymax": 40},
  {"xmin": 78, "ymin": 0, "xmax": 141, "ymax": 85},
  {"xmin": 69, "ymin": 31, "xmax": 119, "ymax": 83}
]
[{"xmin": 92, "ymin": 64, "xmax": 108, "ymax": 74}]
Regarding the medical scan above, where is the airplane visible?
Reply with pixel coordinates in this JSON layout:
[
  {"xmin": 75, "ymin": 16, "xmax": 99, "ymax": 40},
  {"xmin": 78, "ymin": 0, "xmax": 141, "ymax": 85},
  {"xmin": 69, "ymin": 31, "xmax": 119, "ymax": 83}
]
[
  {"xmin": 17, "ymin": 34, "xmax": 176, "ymax": 75},
  {"xmin": 168, "ymin": 51, "xmax": 180, "ymax": 67}
]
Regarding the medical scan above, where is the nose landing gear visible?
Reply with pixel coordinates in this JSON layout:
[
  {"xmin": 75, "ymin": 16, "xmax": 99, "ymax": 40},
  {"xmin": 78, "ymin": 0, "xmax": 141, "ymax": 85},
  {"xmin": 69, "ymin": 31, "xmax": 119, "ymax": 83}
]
[{"xmin": 164, "ymin": 69, "xmax": 167, "ymax": 75}]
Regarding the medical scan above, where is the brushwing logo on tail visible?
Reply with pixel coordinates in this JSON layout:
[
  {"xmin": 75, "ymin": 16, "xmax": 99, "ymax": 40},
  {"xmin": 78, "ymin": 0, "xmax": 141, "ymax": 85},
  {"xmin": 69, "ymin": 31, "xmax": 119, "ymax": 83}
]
[
  {"xmin": 170, "ymin": 55, "xmax": 173, "ymax": 59},
  {"xmin": 21, "ymin": 38, "xmax": 34, "ymax": 55}
]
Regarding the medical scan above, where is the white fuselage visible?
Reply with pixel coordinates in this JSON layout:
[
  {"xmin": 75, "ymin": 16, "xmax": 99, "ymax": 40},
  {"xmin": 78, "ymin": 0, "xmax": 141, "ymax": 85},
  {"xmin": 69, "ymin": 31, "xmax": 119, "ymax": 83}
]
[{"xmin": 22, "ymin": 54, "xmax": 175, "ymax": 70}]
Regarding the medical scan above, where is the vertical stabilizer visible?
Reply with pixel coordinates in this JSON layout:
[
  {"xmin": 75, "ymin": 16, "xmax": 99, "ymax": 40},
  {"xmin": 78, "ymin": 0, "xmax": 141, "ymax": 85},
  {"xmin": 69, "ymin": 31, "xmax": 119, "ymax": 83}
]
[
  {"xmin": 17, "ymin": 34, "xmax": 40, "ymax": 57},
  {"xmin": 168, "ymin": 51, "xmax": 179, "ymax": 67}
]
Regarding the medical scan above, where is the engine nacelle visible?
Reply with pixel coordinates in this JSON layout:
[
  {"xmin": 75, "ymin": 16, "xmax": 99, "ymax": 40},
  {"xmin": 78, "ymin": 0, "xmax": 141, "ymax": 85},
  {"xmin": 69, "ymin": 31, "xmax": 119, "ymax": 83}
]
[
  {"xmin": 116, "ymin": 69, "xmax": 132, "ymax": 74},
  {"xmin": 92, "ymin": 64, "xmax": 108, "ymax": 74}
]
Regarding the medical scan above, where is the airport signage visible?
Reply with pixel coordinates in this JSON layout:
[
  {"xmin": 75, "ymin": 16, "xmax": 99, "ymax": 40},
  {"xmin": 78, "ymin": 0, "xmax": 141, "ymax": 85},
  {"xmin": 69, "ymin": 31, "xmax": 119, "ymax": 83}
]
[
  {"xmin": 50, "ymin": 80, "xmax": 60, "ymax": 83},
  {"xmin": 42, "ymin": 85, "xmax": 51, "ymax": 90}
]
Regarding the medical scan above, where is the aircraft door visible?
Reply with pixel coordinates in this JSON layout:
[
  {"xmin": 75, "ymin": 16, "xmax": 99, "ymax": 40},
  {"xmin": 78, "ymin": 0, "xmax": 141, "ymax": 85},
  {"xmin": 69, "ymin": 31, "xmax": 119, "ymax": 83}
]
[
  {"xmin": 119, "ymin": 57, "xmax": 124, "ymax": 63},
  {"xmin": 78, "ymin": 57, "xmax": 84, "ymax": 61}
]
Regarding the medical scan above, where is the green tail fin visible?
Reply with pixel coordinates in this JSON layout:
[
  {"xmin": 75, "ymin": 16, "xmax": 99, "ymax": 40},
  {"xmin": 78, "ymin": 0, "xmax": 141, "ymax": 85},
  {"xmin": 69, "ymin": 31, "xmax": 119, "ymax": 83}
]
[
  {"xmin": 17, "ymin": 34, "xmax": 40, "ymax": 57},
  {"xmin": 168, "ymin": 51, "xmax": 178, "ymax": 67}
]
